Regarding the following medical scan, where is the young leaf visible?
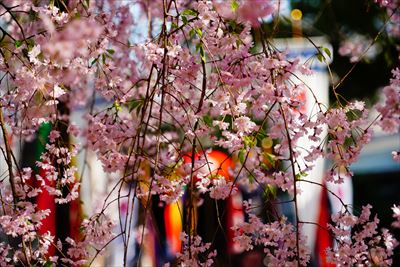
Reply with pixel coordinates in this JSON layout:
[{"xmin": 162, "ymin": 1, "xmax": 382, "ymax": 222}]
[
  {"xmin": 195, "ymin": 28, "xmax": 203, "ymax": 38},
  {"xmin": 203, "ymin": 115, "xmax": 212, "ymax": 127},
  {"xmin": 231, "ymin": 0, "xmax": 239, "ymax": 11},
  {"xmin": 199, "ymin": 45, "xmax": 206, "ymax": 62},
  {"xmin": 189, "ymin": 28, "xmax": 196, "ymax": 38},
  {"xmin": 128, "ymin": 99, "xmax": 144, "ymax": 112},
  {"xmin": 114, "ymin": 100, "xmax": 121, "ymax": 112},
  {"xmin": 182, "ymin": 15, "xmax": 188, "ymax": 25},
  {"xmin": 316, "ymin": 52, "xmax": 324, "ymax": 62},
  {"xmin": 238, "ymin": 149, "xmax": 246, "ymax": 164},
  {"xmin": 90, "ymin": 57, "xmax": 99, "ymax": 66},
  {"xmin": 182, "ymin": 9, "xmax": 197, "ymax": 17},
  {"xmin": 322, "ymin": 47, "xmax": 332, "ymax": 59},
  {"xmin": 15, "ymin": 40, "xmax": 23, "ymax": 48}
]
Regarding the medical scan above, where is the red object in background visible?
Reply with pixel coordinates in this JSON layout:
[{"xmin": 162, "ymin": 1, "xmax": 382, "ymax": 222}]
[
  {"xmin": 164, "ymin": 201, "xmax": 182, "ymax": 255},
  {"xmin": 315, "ymin": 185, "xmax": 335, "ymax": 267},
  {"xmin": 182, "ymin": 150, "xmax": 245, "ymax": 254},
  {"xmin": 182, "ymin": 150, "xmax": 233, "ymax": 180},
  {"xmin": 36, "ymin": 168, "xmax": 56, "ymax": 256},
  {"xmin": 226, "ymin": 191, "xmax": 245, "ymax": 254},
  {"xmin": 35, "ymin": 167, "xmax": 82, "ymax": 256},
  {"xmin": 206, "ymin": 150, "xmax": 232, "ymax": 179}
]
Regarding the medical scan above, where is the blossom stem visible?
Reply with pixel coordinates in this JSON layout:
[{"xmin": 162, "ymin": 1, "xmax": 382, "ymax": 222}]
[
  {"xmin": 0, "ymin": 107, "xmax": 17, "ymax": 206},
  {"xmin": 279, "ymin": 104, "xmax": 301, "ymax": 266}
]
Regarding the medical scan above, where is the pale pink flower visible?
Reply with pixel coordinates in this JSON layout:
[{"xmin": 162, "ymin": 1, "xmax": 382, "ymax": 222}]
[
  {"xmin": 209, "ymin": 178, "xmax": 236, "ymax": 200},
  {"xmin": 28, "ymin": 45, "xmax": 41, "ymax": 65},
  {"xmin": 392, "ymin": 204, "xmax": 400, "ymax": 228},
  {"xmin": 234, "ymin": 116, "xmax": 257, "ymax": 135},
  {"xmin": 48, "ymin": 130, "xmax": 60, "ymax": 143}
]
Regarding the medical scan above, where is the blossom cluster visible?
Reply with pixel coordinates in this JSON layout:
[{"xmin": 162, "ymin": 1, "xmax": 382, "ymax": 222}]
[
  {"xmin": 326, "ymin": 205, "xmax": 397, "ymax": 266},
  {"xmin": 375, "ymin": 0, "xmax": 400, "ymax": 37},
  {"xmin": 231, "ymin": 201, "xmax": 310, "ymax": 266},
  {"xmin": 171, "ymin": 232, "xmax": 217, "ymax": 267}
]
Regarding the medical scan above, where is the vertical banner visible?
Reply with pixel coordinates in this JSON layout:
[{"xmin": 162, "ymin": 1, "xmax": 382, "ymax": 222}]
[{"xmin": 273, "ymin": 37, "xmax": 335, "ymax": 253}]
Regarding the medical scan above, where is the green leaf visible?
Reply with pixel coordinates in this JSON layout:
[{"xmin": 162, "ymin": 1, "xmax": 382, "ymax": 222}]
[
  {"xmin": 26, "ymin": 39, "xmax": 35, "ymax": 49},
  {"xmin": 236, "ymin": 39, "xmax": 242, "ymax": 48},
  {"xmin": 182, "ymin": 9, "xmax": 197, "ymax": 17},
  {"xmin": 202, "ymin": 115, "xmax": 213, "ymax": 127},
  {"xmin": 199, "ymin": 45, "xmax": 205, "ymax": 62},
  {"xmin": 189, "ymin": 28, "xmax": 196, "ymax": 38},
  {"xmin": 195, "ymin": 28, "xmax": 203, "ymax": 38},
  {"xmin": 248, "ymin": 173, "xmax": 255, "ymax": 184},
  {"xmin": 128, "ymin": 99, "xmax": 144, "ymax": 112},
  {"xmin": 255, "ymin": 131, "xmax": 267, "ymax": 142},
  {"xmin": 295, "ymin": 171, "xmax": 308, "ymax": 181},
  {"xmin": 228, "ymin": 20, "xmax": 237, "ymax": 32},
  {"xmin": 238, "ymin": 149, "xmax": 245, "ymax": 164},
  {"xmin": 15, "ymin": 40, "xmax": 22, "ymax": 48},
  {"xmin": 316, "ymin": 52, "xmax": 324, "ymax": 63},
  {"xmin": 231, "ymin": 0, "xmax": 239, "ymax": 11},
  {"xmin": 260, "ymin": 162, "xmax": 271, "ymax": 170},
  {"xmin": 344, "ymin": 136, "xmax": 354, "ymax": 147},
  {"xmin": 106, "ymin": 49, "xmax": 115, "ymax": 55},
  {"xmin": 264, "ymin": 185, "xmax": 277, "ymax": 200},
  {"xmin": 102, "ymin": 53, "xmax": 106, "ymax": 64},
  {"xmin": 300, "ymin": 171, "xmax": 308, "ymax": 177},
  {"xmin": 114, "ymin": 100, "xmax": 121, "ymax": 112},
  {"xmin": 346, "ymin": 109, "xmax": 362, "ymax": 122},
  {"xmin": 322, "ymin": 47, "xmax": 331, "ymax": 59},
  {"xmin": 181, "ymin": 15, "xmax": 188, "ymax": 25},
  {"xmin": 195, "ymin": 42, "xmax": 202, "ymax": 52},
  {"xmin": 226, "ymin": 20, "xmax": 244, "ymax": 34},
  {"xmin": 90, "ymin": 57, "xmax": 99, "ymax": 66},
  {"xmin": 243, "ymin": 135, "xmax": 256, "ymax": 149}
]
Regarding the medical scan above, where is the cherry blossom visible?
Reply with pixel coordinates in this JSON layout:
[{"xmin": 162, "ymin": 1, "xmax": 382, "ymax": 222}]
[
  {"xmin": 172, "ymin": 232, "xmax": 217, "ymax": 267},
  {"xmin": 392, "ymin": 205, "xmax": 400, "ymax": 228},
  {"xmin": 326, "ymin": 205, "xmax": 397, "ymax": 266}
]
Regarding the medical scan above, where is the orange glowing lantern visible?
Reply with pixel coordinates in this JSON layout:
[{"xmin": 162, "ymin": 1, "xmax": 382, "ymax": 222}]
[
  {"xmin": 182, "ymin": 150, "xmax": 233, "ymax": 180},
  {"xmin": 164, "ymin": 150, "xmax": 233, "ymax": 255}
]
